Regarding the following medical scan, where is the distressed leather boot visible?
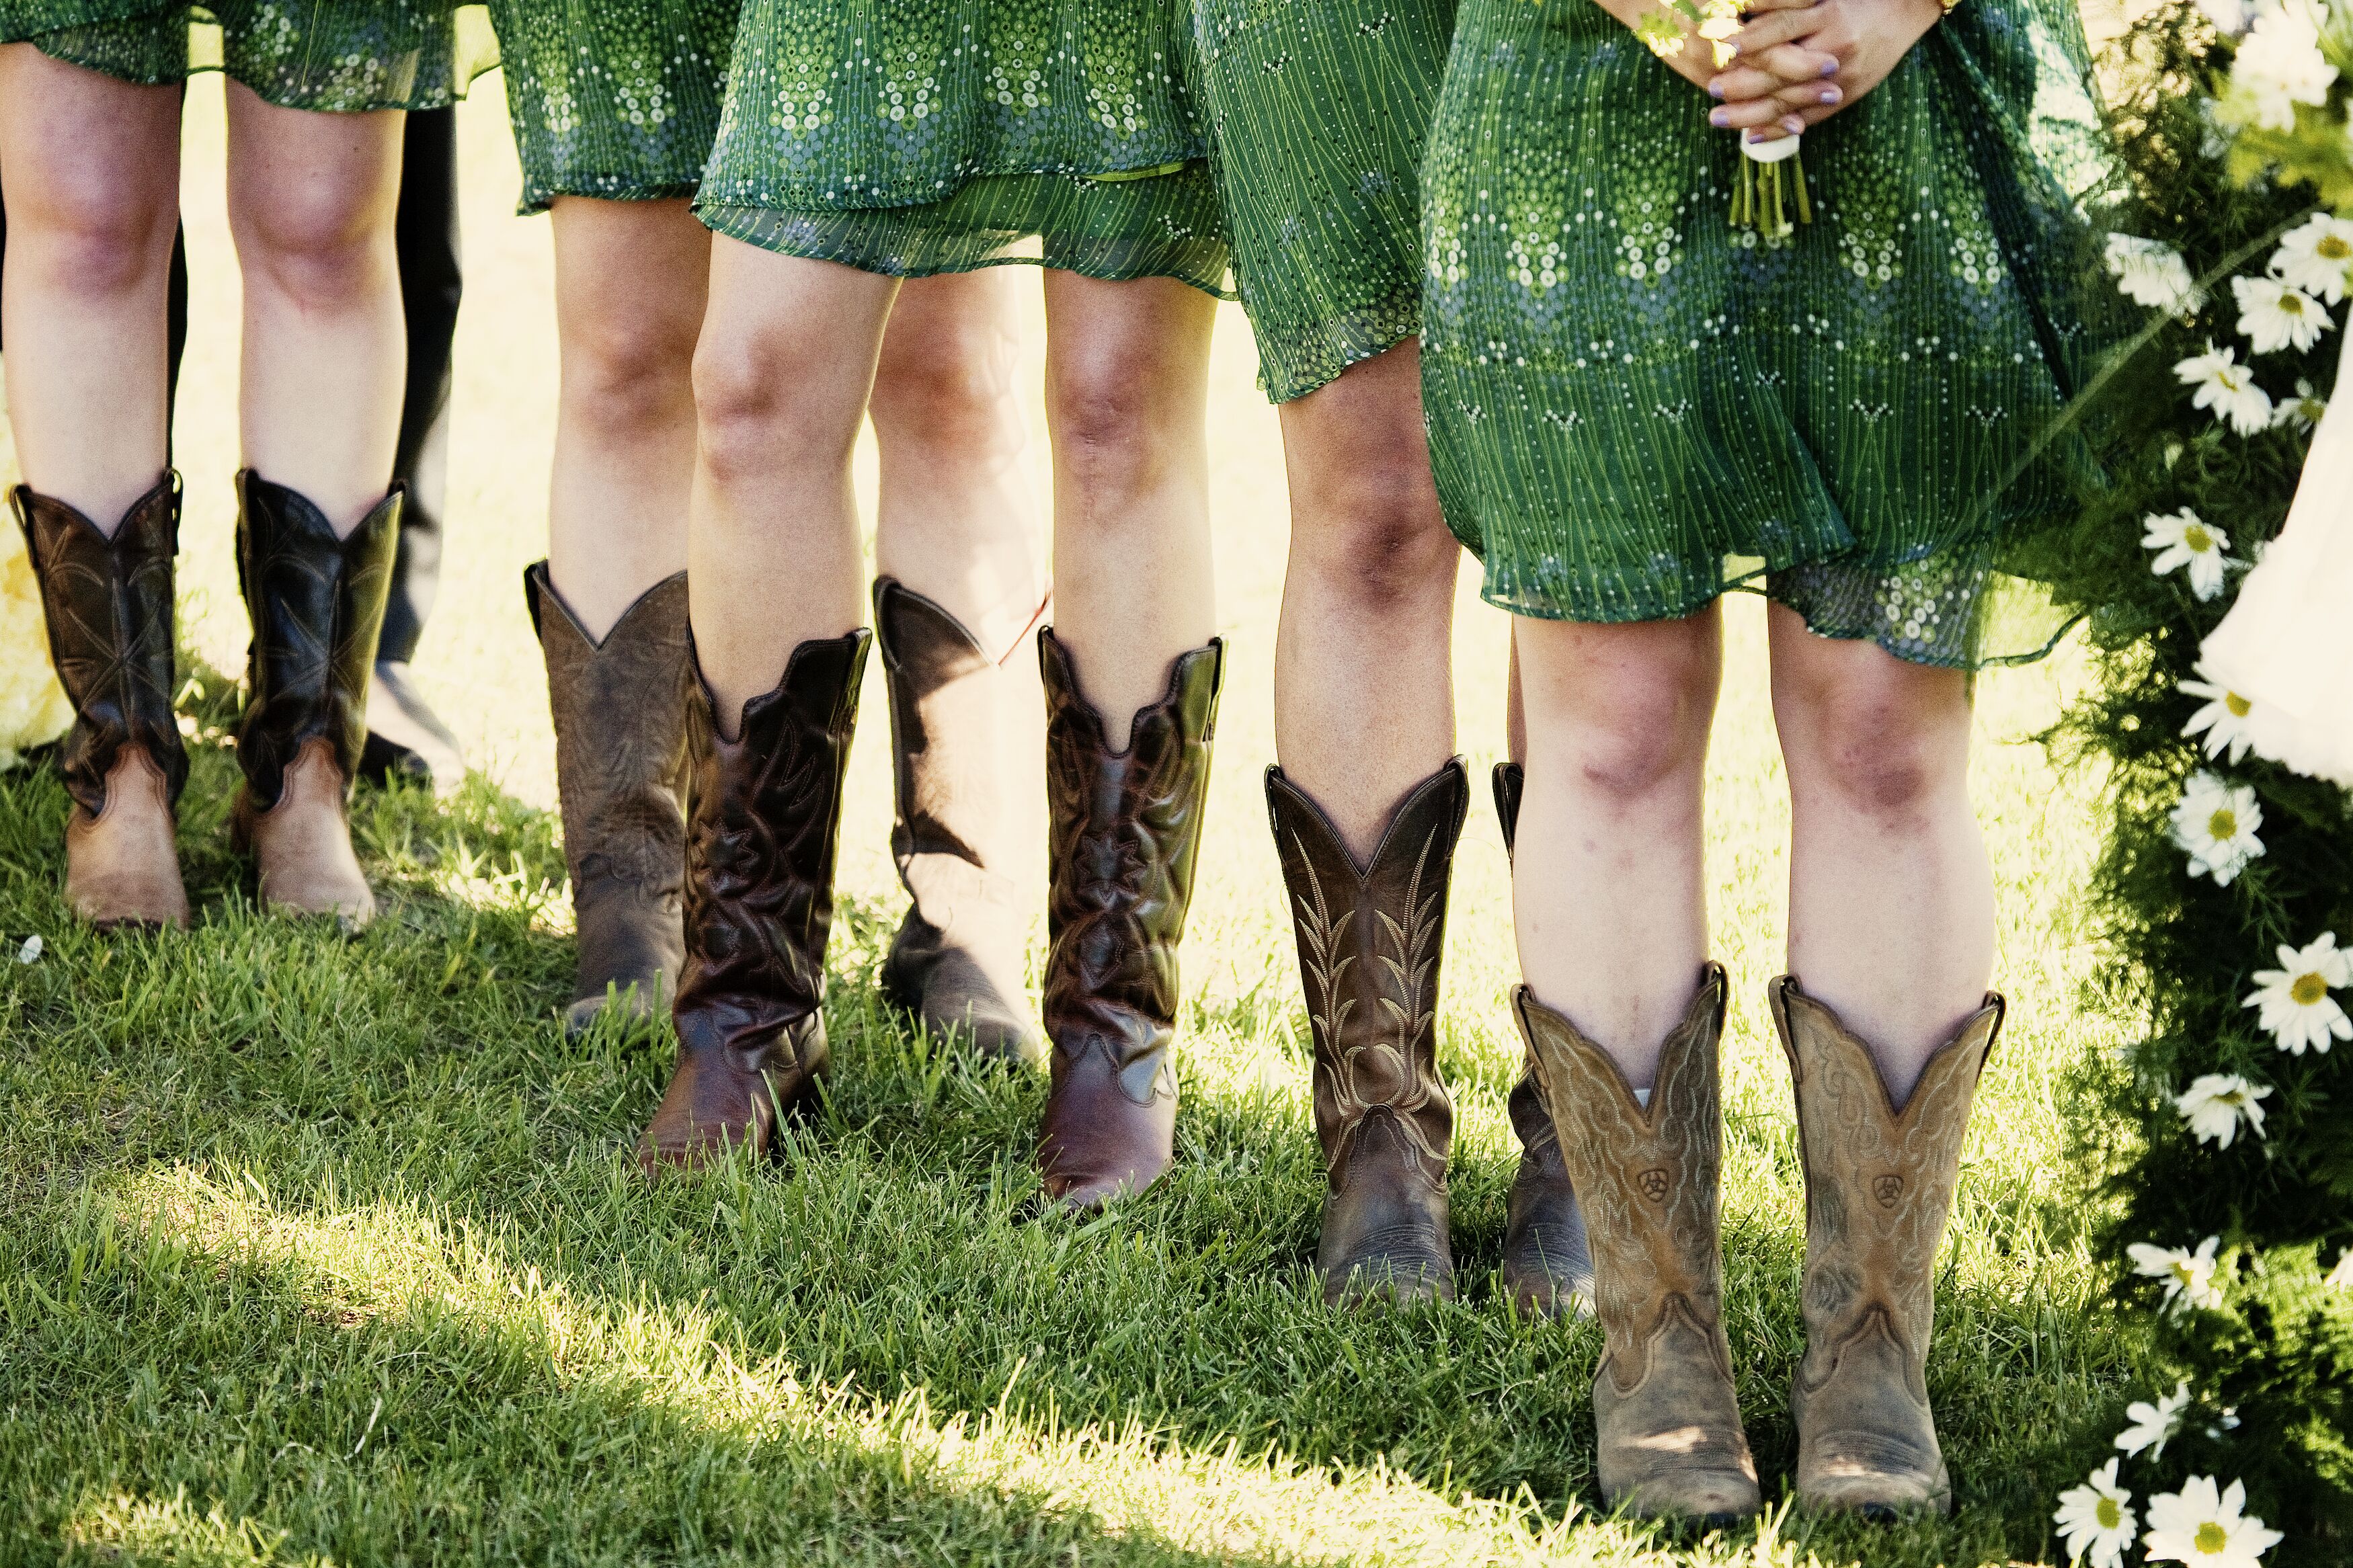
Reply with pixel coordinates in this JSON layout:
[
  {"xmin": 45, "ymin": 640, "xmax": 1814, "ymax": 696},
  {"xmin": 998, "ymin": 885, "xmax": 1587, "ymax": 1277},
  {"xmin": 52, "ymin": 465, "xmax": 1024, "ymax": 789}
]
[
  {"xmin": 230, "ymin": 472, "xmax": 399, "ymax": 927},
  {"xmin": 874, "ymin": 577, "xmax": 1046, "ymax": 1065},
  {"xmin": 1517, "ymin": 966, "xmax": 1761, "ymax": 1524},
  {"xmin": 1492, "ymin": 761, "xmax": 1593, "ymax": 1315},
  {"xmin": 527, "ymin": 563, "xmax": 692, "ymax": 1035},
  {"xmin": 1269, "ymin": 760, "xmax": 1466, "ymax": 1305},
  {"xmin": 1036, "ymin": 630, "xmax": 1221, "ymax": 1208},
  {"xmin": 638, "ymin": 630, "xmax": 869, "ymax": 1173},
  {"xmin": 13, "ymin": 477, "xmax": 190, "ymax": 929},
  {"xmin": 1771, "ymin": 975, "xmax": 2003, "ymax": 1519}
]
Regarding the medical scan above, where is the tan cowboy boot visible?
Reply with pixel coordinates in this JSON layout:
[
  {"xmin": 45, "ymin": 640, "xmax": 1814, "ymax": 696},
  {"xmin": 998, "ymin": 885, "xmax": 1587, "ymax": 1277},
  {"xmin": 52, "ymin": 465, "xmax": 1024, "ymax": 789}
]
[
  {"xmin": 13, "ymin": 477, "xmax": 190, "ymax": 930},
  {"xmin": 1771, "ymin": 975, "xmax": 2003, "ymax": 1518},
  {"xmin": 1517, "ymin": 966, "xmax": 1761, "ymax": 1524}
]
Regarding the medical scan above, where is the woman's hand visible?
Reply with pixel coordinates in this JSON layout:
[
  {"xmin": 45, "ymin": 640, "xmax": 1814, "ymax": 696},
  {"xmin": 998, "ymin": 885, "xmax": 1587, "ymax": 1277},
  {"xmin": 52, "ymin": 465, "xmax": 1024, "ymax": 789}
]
[{"xmin": 1705, "ymin": 0, "xmax": 1945, "ymax": 134}]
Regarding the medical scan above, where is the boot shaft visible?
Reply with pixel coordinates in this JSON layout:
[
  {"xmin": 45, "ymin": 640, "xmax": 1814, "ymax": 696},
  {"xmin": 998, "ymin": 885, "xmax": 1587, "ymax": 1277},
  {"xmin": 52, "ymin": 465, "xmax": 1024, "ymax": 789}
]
[
  {"xmin": 12, "ymin": 477, "xmax": 186, "ymax": 817},
  {"xmin": 1267, "ymin": 760, "xmax": 1465, "ymax": 1186},
  {"xmin": 672, "ymin": 629, "xmax": 871, "ymax": 1057},
  {"xmin": 233, "ymin": 472, "xmax": 401, "ymax": 809}
]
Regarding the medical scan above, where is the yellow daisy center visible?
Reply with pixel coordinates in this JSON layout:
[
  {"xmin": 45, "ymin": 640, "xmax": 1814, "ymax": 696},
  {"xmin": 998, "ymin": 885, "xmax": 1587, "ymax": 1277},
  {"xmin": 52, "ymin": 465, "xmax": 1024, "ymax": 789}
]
[
  {"xmin": 2319, "ymin": 235, "xmax": 2350, "ymax": 261},
  {"xmin": 2225, "ymin": 692, "xmax": 2251, "ymax": 716},
  {"xmin": 2194, "ymin": 1520, "xmax": 2229, "ymax": 1554},
  {"xmin": 2209, "ymin": 808, "xmax": 2238, "ymax": 839},
  {"xmin": 2096, "ymin": 1497, "xmax": 2122, "ymax": 1528},
  {"xmin": 2282, "ymin": 294, "xmax": 2307, "ymax": 317},
  {"xmin": 2185, "ymin": 525, "xmax": 2214, "ymax": 551},
  {"xmin": 2172, "ymin": 1261, "xmax": 2197, "ymax": 1286},
  {"xmin": 2293, "ymin": 971, "xmax": 2329, "ymax": 1005}
]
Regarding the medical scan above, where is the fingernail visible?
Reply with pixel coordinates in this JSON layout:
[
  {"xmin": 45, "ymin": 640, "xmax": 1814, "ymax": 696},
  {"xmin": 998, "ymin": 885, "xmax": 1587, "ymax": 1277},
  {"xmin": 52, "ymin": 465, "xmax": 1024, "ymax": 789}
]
[
  {"xmin": 1711, "ymin": 108, "xmax": 1732, "ymax": 126},
  {"xmin": 1819, "ymin": 85, "xmax": 1841, "ymax": 103},
  {"xmin": 1708, "ymin": 80, "xmax": 1725, "ymax": 97},
  {"xmin": 1784, "ymin": 116, "xmax": 1805, "ymax": 134},
  {"xmin": 1821, "ymin": 58, "xmax": 1839, "ymax": 76}
]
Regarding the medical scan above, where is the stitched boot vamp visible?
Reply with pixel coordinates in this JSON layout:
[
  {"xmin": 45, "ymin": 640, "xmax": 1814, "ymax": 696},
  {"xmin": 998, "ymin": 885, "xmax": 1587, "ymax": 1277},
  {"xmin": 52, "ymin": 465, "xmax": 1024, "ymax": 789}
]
[
  {"xmin": 652, "ymin": 632, "xmax": 867, "ymax": 1173},
  {"xmin": 530, "ymin": 567, "xmax": 692, "ymax": 1034},
  {"xmin": 1318, "ymin": 1110, "xmax": 1452, "ymax": 1303},
  {"xmin": 1036, "ymin": 632, "xmax": 1220, "ymax": 1208},
  {"xmin": 1502, "ymin": 1069, "xmax": 1593, "ymax": 1316},
  {"xmin": 242, "ymin": 737, "xmax": 376, "ymax": 923},
  {"xmin": 1517, "ymin": 971, "xmax": 1759, "ymax": 1523},
  {"xmin": 1773, "ymin": 977, "xmax": 2001, "ymax": 1519}
]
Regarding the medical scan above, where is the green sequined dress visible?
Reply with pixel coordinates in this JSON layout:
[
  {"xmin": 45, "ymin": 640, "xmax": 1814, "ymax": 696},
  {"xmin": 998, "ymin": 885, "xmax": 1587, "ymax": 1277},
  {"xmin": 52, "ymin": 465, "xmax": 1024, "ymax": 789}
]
[
  {"xmin": 486, "ymin": 0, "xmax": 739, "ymax": 214},
  {"xmin": 1191, "ymin": 0, "xmax": 1457, "ymax": 403},
  {"xmin": 1421, "ymin": 0, "xmax": 2117, "ymax": 667},
  {"xmin": 695, "ymin": 0, "xmax": 1227, "ymax": 293},
  {"xmin": 0, "ymin": 2, "xmax": 496, "ymax": 112}
]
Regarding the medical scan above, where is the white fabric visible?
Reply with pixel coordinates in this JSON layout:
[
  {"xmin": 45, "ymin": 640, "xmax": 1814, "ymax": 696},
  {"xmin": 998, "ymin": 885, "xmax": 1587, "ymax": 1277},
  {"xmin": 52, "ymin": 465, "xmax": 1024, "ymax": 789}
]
[{"xmin": 2199, "ymin": 327, "xmax": 2353, "ymax": 787}]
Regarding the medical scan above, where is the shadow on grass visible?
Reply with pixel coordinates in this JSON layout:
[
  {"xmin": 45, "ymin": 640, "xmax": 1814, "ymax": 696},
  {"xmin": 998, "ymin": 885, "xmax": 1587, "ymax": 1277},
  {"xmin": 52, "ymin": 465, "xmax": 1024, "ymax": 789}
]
[{"xmin": 0, "ymin": 707, "xmax": 2135, "ymax": 1567}]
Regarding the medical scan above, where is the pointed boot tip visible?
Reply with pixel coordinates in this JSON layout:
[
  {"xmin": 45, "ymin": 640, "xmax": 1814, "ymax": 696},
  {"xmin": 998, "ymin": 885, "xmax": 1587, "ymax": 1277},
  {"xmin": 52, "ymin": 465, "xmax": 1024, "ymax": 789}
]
[{"xmin": 1609, "ymin": 1473, "xmax": 1762, "ymax": 1526}]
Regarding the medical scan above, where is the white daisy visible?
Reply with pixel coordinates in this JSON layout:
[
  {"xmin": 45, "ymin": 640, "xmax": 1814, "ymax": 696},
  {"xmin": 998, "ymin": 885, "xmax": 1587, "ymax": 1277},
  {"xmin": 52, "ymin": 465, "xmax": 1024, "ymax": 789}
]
[
  {"xmin": 2143, "ymin": 509, "xmax": 2237, "ymax": 600},
  {"xmin": 2174, "ymin": 1072, "xmax": 2274, "ymax": 1148},
  {"xmin": 2143, "ymin": 1475, "xmax": 2284, "ymax": 1565},
  {"xmin": 2233, "ymin": 274, "xmax": 2336, "ymax": 354},
  {"xmin": 2243, "ymin": 931, "xmax": 2353, "ymax": 1055},
  {"xmin": 2054, "ymin": 1458, "xmax": 2139, "ymax": 1568},
  {"xmin": 2116, "ymin": 1379, "xmax": 2196, "ymax": 1458},
  {"xmin": 2197, "ymin": 0, "xmax": 2253, "ymax": 33},
  {"xmin": 2107, "ymin": 235, "xmax": 2208, "ymax": 315},
  {"xmin": 2171, "ymin": 772, "xmax": 2266, "ymax": 886},
  {"xmin": 2231, "ymin": 0, "xmax": 2340, "ymax": 132},
  {"xmin": 2176, "ymin": 344, "xmax": 2276, "ymax": 434},
  {"xmin": 2327, "ymin": 1250, "xmax": 2353, "ymax": 1289},
  {"xmin": 2270, "ymin": 212, "xmax": 2353, "ymax": 304},
  {"xmin": 2181, "ymin": 664, "xmax": 2262, "ymax": 761},
  {"xmin": 2272, "ymin": 377, "xmax": 2327, "ymax": 431},
  {"xmin": 2128, "ymin": 1238, "xmax": 2227, "ymax": 1317}
]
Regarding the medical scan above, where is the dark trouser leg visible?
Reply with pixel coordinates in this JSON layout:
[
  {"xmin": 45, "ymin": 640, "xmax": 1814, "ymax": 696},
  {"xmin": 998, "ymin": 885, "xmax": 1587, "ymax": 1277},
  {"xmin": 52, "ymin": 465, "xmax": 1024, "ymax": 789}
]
[{"xmin": 362, "ymin": 106, "xmax": 467, "ymax": 789}]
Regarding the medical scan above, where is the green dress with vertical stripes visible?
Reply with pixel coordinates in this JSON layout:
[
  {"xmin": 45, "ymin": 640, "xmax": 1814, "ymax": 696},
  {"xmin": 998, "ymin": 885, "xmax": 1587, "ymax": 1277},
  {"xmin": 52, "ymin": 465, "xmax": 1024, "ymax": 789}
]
[
  {"xmin": 485, "ymin": 0, "xmax": 739, "ymax": 214},
  {"xmin": 694, "ymin": 0, "xmax": 1227, "ymax": 292},
  {"xmin": 0, "ymin": 2, "xmax": 495, "ymax": 112},
  {"xmin": 1421, "ymin": 0, "xmax": 2119, "ymax": 667}
]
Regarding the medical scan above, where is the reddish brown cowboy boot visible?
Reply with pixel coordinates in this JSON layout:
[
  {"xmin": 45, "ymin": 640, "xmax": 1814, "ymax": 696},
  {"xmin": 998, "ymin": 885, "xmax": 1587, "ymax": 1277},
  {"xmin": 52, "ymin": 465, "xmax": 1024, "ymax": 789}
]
[
  {"xmin": 1035, "ymin": 630, "xmax": 1221, "ymax": 1208},
  {"xmin": 13, "ymin": 477, "xmax": 190, "ymax": 930},
  {"xmin": 1772, "ymin": 975, "xmax": 2003, "ymax": 1518},
  {"xmin": 1517, "ymin": 966, "xmax": 1761, "ymax": 1524},
  {"xmin": 1269, "ymin": 759, "xmax": 1466, "ymax": 1305},
  {"xmin": 638, "ymin": 630, "xmax": 869, "ymax": 1173}
]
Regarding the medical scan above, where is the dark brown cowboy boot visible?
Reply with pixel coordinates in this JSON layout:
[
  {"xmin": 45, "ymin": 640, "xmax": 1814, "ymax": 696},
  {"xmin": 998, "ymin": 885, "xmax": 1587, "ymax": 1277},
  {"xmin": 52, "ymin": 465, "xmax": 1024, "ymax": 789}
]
[
  {"xmin": 13, "ymin": 476, "xmax": 190, "ymax": 929},
  {"xmin": 1035, "ymin": 630, "xmax": 1221, "ymax": 1208},
  {"xmin": 1517, "ymin": 966, "xmax": 1761, "ymax": 1524},
  {"xmin": 875, "ymin": 577, "xmax": 1045, "ymax": 1065},
  {"xmin": 527, "ymin": 564, "xmax": 692, "ymax": 1035},
  {"xmin": 230, "ymin": 472, "xmax": 400, "ymax": 927},
  {"xmin": 1268, "ymin": 760, "xmax": 1465, "ymax": 1305},
  {"xmin": 1771, "ymin": 976, "xmax": 2003, "ymax": 1519},
  {"xmin": 638, "ymin": 630, "xmax": 870, "ymax": 1173},
  {"xmin": 1492, "ymin": 761, "xmax": 1593, "ymax": 1315}
]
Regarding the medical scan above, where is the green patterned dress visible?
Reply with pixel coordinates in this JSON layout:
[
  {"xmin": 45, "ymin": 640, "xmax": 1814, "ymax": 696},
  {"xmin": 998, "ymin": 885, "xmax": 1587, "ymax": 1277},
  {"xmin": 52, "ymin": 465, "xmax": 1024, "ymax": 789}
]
[
  {"xmin": 0, "ymin": 2, "xmax": 496, "ymax": 112},
  {"xmin": 486, "ymin": 0, "xmax": 738, "ymax": 214},
  {"xmin": 1421, "ymin": 0, "xmax": 2117, "ymax": 667},
  {"xmin": 1189, "ymin": 0, "xmax": 1457, "ymax": 403},
  {"xmin": 695, "ymin": 0, "xmax": 1227, "ymax": 293}
]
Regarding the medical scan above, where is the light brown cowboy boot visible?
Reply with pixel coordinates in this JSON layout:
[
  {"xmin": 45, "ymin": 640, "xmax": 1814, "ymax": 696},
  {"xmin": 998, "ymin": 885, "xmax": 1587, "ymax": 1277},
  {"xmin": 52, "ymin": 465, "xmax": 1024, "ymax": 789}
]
[
  {"xmin": 1517, "ymin": 966, "xmax": 1760, "ymax": 1524},
  {"xmin": 1771, "ymin": 975, "xmax": 2003, "ymax": 1519}
]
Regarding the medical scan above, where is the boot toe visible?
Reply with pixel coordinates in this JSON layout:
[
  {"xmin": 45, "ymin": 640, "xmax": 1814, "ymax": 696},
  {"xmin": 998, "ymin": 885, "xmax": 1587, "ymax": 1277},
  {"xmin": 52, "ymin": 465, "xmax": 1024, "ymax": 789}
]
[
  {"xmin": 1799, "ymin": 1433, "xmax": 1951, "ymax": 1518},
  {"xmin": 1612, "ymin": 1467, "xmax": 1763, "ymax": 1526},
  {"xmin": 1321, "ymin": 1245, "xmax": 1455, "ymax": 1307},
  {"xmin": 565, "ymin": 981, "xmax": 666, "ymax": 1038}
]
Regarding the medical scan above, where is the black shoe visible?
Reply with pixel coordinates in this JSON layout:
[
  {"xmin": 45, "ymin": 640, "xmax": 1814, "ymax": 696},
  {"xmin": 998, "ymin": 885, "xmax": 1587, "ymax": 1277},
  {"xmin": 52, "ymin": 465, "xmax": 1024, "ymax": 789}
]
[{"xmin": 360, "ymin": 660, "xmax": 465, "ymax": 792}]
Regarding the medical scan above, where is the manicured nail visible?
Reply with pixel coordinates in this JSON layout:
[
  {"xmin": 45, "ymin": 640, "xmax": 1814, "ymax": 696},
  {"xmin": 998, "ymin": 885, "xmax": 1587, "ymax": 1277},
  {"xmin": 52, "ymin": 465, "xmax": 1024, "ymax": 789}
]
[
  {"xmin": 1783, "ymin": 116, "xmax": 1805, "ymax": 134},
  {"xmin": 1711, "ymin": 107, "xmax": 1732, "ymax": 126},
  {"xmin": 1821, "ymin": 57, "xmax": 1838, "ymax": 75},
  {"xmin": 1709, "ymin": 79, "xmax": 1726, "ymax": 97},
  {"xmin": 1819, "ymin": 85, "xmax": 1841, "ymax": 103}
]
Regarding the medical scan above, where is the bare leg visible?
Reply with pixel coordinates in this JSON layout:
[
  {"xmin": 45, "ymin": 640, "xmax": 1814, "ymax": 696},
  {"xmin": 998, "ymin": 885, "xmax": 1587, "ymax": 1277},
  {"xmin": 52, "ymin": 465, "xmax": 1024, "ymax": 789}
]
[
  {"xmin": 224, "ymin": 83, "xmax": 405, "ymax": 536},
  {"xmin": 0, "ymin": 46, "xmax": 180, "ymax": 527},
  {"xmin": 688, "ymin": 239, "xmax": 897, "ymax": 734},
  {"xmin": 1039, "ymin": 271, "xmax": 1216, "ymax": 747},
  {"xmin": 1769, "ymin": 606, "xmax": 1992, "ymax": 1100},
  {"xmin": 543, "ymin": 197, "xmax": 705, "ymax": 639},
  {"xmin": 871, "ymin": 270, "xmax": 1045, "ymax": 658},
  {"xmin": 1271, "ymin": 339, "xmax": 1457, "ymax": 858},
  {"xmin": 1513, "ymin": 608, "xmax": 1721, "ymax": 1087}
]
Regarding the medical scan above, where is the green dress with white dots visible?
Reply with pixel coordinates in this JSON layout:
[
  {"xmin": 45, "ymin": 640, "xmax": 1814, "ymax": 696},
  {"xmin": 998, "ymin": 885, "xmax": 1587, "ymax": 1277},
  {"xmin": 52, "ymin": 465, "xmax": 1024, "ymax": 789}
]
[
  {"xmin": 0, "ymin": 1, "xmax": 495, "ymax": 112},
  {"xmin": 694, "ymin": 0, "xmax": 1228, "ymax": 293},
  {"xmin": 486, "ymin": 0, "xmax": 739, "ymax": 214},
  {"xmin": 1420, "ymin": 0, "xmax": 2118, "ymax": 667}
]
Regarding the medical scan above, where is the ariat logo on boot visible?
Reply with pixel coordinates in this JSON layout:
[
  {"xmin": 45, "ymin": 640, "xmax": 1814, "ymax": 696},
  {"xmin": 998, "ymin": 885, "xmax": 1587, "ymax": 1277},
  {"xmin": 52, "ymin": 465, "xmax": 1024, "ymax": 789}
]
[
  {"xmin": 1637, "ymin": 1167, "xmax": 1670, "ymax": 1202},
  {"xmin": 1873, "ymin": 1173, "xmax": 1905, "ymax": 1208}
]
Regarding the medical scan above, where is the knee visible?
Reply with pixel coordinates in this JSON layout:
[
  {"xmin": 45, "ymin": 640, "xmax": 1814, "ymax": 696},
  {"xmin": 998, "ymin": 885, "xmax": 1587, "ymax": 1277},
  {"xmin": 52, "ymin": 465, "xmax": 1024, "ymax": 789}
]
[
  {"xmin": 1782, "ymin": 663, "xmax": 1969, "ymax": 819},
  {"xmin": 1534, "ymin": 633, "xmax": 1717, "ymax": 801},
  {"xmin": 563, "ymin": 311, "xmax": 698, "ymax": 442},
  {"xmin": 235, "ymin": 187, "xmax": 389, "ymax": 308},
  {"xmin": 1291, "ymin": 472, "xmax": 1457, "ymax": 616},
  {"xmin": 9, "ymin": 181, "xmax": 173, "ymax": 300},
  {"xmin": 870, "ymin": 328, "xmax": 1019, "ymax": 463},
  {"xmin": 691, "ymin": 331, "xmax": 861, "ymax": 486},
  {"xmin": 1048, "ymin": 354, "xmax": 1177, "ymax": 493}
]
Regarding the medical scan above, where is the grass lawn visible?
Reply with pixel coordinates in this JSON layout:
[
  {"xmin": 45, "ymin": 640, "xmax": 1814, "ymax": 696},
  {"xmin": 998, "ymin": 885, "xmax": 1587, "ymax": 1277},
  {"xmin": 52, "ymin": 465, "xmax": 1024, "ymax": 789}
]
[{"xmin": 1, "ymin": 76, "xmax": 2143, "ymax": 1567}]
